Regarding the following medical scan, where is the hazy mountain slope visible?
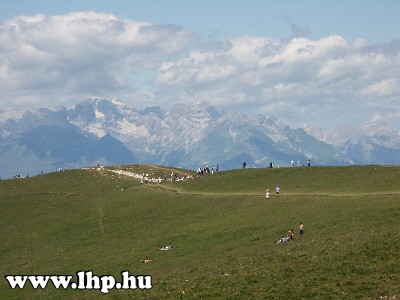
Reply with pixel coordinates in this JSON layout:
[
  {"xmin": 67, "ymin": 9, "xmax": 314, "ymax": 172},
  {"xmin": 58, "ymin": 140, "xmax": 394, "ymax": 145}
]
[
  {"xmin": 1, "ymin": 98, "xmax": 399, "ymax": 177},
  {"xmin": 0, "ymin": 124, "xmax": 137, "ymax": 178},
  {"xmin": 325, "ymin": 123, "xmax": 400, "ymax": 164}
]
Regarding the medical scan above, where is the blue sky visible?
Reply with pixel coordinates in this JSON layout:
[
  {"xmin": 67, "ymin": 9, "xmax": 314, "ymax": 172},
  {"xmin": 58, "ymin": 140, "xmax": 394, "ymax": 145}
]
[{"xmin": 0, "ymin": 0, "xmax": 399, "ymax": 132}]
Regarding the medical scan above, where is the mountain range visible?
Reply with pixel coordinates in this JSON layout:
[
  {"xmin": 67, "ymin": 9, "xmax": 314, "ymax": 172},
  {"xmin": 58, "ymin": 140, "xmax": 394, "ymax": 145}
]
[{"xmin": 1, "ymin": 98, "xmax": 399, "ymax": 178}]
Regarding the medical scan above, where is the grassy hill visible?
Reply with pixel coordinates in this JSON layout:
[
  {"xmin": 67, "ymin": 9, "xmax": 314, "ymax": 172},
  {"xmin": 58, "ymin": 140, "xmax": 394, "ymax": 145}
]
[{"xmin": 1, "ymin": 165, "xmax": 400, "ymax": 299}]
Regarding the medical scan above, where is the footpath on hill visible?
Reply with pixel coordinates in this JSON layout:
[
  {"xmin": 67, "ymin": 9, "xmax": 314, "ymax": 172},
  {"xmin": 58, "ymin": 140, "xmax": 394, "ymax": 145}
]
[{"xmin": 103, "ymin": 167, "xmax": 400, "ymax": 197}]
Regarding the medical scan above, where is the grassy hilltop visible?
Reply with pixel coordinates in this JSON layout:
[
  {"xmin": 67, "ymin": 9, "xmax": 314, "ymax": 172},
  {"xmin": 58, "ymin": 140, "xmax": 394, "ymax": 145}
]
[{"xmin": 1, "ymin": 165, "xmax": 400, "ymax": 299}]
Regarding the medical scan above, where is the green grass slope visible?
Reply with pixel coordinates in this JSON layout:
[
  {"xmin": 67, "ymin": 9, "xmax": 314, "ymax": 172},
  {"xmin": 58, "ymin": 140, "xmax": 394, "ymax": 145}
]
[{"xmin": 1, "ymin": 165, "xmax": 400, "ymax": 299}]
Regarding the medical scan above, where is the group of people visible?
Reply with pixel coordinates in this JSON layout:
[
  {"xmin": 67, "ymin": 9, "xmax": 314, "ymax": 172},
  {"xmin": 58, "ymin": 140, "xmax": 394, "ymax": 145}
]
[
  {"xmin": 11, "ymin": 174, "xmax": 25, "ymax": 179},
  {"xmin": 141, "ymin": 173, "xmax": 151, "ymax": 184},
  {"xmin": 244, "ymin": 160, "xmax": 312, "ymax": 168},
  {"xmin": 268, "ymin": 162, "xmax": 280, "ymax": 168},
  {"xmin": 265, "ymin": 186, "xmax": 280, "ymax": 198},
  {"xmin": 142, "ymin": 242, "xmax": 174, "ymax": 264},
  {"xmin": 157, "ymin": 243, "xmax": 173, "ymax": 251},
  {"xmin": 197, "ymin": 165, "xmax": 219, "ymax": 175},
  {"xmin": 275, "ymin": 231, "xmax": 294, "ymax": 243},
  {"xmin": 9, "ymin": 170, "xmax": 46, "ymax": 179},
  {"xmin": 266, "ymin": 159, "xmax": 312, "ymax": 168},
  {"xmin": 275, "ymin": 222, "xmax": 304, "ymax": 243},
  {"xmin": 290, "ymin": 159, "xmax": 311, "ymax": 167}
]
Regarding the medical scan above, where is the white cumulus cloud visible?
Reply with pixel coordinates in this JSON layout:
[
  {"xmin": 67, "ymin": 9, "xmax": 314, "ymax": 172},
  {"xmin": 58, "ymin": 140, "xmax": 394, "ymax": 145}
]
[
  {"xmin": 0, "ymin": 12, "xmax": 196, "ymax": 108},
  {"xmin": 0, "ymin": 12, "xmax": 399, "ymax": 132},
  {"xmin": 154, "ymin": 35, "xmax": 400, "ymax": 131}
]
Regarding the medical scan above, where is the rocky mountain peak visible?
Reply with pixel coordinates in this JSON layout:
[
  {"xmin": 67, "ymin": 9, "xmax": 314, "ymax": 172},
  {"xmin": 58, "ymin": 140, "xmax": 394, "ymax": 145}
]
[{"xmin": 0, "ymin": 98, "xmax": 399, "ymax": 178}]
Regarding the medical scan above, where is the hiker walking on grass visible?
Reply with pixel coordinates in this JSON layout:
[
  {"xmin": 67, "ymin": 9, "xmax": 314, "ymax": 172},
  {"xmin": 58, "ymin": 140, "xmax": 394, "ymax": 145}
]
[
  {"xmin": 299, "ymin": 222, "xmax": 304, "ymax": 238},
  {"xmin": 275, "ymin": 186, "xmax": 280, "ymax": 197}
]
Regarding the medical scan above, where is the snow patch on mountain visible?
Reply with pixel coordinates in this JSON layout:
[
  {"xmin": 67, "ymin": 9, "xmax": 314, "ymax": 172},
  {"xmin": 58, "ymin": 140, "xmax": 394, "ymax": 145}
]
[
  {"xmin": 304, "ymin": 124, "xmax": 324, "ymax": 141},
  {"xmin": 84, "ymin": 123, "xmax": 107, "ymax": 138},
  {"xmin": 0, "ymin": 110, "xmax": 26, "ymax": 123},
  {"xmin": 326, "ymin": 122, "xmax": 400, "ymax": 148}
]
